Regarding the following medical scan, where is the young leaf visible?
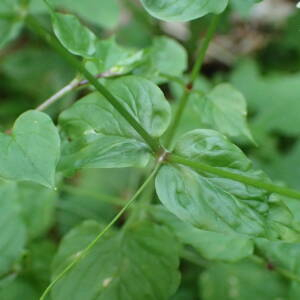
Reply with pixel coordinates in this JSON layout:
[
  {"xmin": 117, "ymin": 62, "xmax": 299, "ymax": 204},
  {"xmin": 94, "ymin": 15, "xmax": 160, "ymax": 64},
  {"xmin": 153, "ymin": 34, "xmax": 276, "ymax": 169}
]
[
  {"xmin": 199, "ymin": 259, "xmax": 288, "ymax": 300},
  {"xmin": 156, "ymin": 129, "xmax": 297, "ymax": 239},
  {"xmin": 51, "ymin": 221, "xmax": 181, "ymax": 300},
  {"xmin": 200, "ymin": 83, "xmax": 255, "ymax": 143},
  {"xmin": 140, "ymin": 0, "xmax": 228, "ymax": 22},
  {"xmin": 152, "ymin": 206, "xmax": 253, "ymax": 262},
  {"xmin": 0, "ymin": 182, "xmax": 26, "ymax": 277},
  {"xmin": 0, "ymin": 111, "xmax": 60, "ymax": 188},
  {"xmin": 59, "ymin": 76, "xmax": 171, "ymax": 171},
  {"xmin": 51, "ymin": 11, "xmax": 96, "ymax": 57},
  {"xmin": 134, "ymin": 36, "xmax": 187, "ymax": 83},
  {"xmin": 86, "ymin": 37, "xmax": 144, "ymax": 74}
]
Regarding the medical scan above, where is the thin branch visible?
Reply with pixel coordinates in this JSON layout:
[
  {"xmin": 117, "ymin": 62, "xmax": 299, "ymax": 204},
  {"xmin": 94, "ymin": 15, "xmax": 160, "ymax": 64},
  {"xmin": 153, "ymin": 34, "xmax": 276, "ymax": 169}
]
[
  {"xmin": 36, "ymin": 78, "xmax": 79, "ymax": 111},
  {"xmin": 36, "ymin": 70, "xmax": 122, "ymax": 112},
  {"xmin": 40, "ymin": 163, "xmax": 161, "ymax": 300}
]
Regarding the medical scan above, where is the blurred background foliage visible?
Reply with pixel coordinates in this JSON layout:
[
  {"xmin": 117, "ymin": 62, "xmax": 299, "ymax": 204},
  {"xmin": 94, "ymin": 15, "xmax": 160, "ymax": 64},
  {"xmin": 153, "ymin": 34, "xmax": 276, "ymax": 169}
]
[{"xmin": 1, "ymin": 0, "xmax": 300, "ymax": 299}]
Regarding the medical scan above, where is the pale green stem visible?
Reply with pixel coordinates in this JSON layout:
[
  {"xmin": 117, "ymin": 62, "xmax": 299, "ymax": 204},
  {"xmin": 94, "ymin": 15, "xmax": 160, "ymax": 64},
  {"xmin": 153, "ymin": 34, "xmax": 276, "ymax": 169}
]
[
  {"xmin": 40, "ymin": 165, "xmax": 160, "ymax": 300},
  {"xmin": 169, "ymin": 154, "xmax": 300, "ymax": 200}
]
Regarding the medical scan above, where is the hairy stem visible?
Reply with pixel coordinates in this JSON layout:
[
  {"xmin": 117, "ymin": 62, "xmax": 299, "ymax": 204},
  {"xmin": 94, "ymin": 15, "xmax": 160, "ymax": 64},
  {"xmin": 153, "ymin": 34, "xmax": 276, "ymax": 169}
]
[
  {"xmin": 169, "ymin": 154, "xmax": 300, "ymax": 200},
  {"xmin": 26, "ymin": 15, "xmax": 161, "ymax": 153},
  {"xmin": 40, "ymin": 164, "xmax": 160, "ymax": 300},
  {"xmin": 165, "ymin": 14, "xmax": 220, "ymax": 147}
]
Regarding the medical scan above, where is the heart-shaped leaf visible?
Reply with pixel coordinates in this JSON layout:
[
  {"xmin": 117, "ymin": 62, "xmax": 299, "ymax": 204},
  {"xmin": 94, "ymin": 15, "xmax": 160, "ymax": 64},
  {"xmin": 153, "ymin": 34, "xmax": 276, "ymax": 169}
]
[{"xmin": 0, "ymin": 111, "xmax": 60, "ymax": 188}]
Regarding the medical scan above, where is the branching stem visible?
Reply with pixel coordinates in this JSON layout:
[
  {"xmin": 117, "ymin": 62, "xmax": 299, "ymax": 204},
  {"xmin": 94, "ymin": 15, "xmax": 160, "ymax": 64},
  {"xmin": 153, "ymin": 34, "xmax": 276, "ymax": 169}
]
[{"xmin": 36, "ymin": 70, "xmax": 122, "ymax": 111}]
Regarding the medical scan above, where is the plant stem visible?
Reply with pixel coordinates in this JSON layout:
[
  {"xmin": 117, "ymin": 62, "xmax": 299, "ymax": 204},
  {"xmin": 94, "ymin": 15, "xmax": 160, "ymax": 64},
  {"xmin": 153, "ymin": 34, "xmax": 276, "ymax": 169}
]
[
  {"xmin": 36, "ymin": 78, "xmax": 79, "ymax": 111},
  {"xmin": 189, "ymin": 15, "xmax": 220, "ymax": 84},
  {"xmin": 40, "ymin": 165, "xmax": 160, "ymax": 300},
  {"xmin": 26, "ymin": 15, "xmax": 161, "ymax": 154},
  {"xmin": 165, "ymin": 14, "xmax": 220, "ymax": 147},
  {"xmin": 36, "ymin": 70, "xmax": 123, "ymax": 111},
  {"xmin": 169, "ymin": 154, "xmax": 300, "ymax": 200}
]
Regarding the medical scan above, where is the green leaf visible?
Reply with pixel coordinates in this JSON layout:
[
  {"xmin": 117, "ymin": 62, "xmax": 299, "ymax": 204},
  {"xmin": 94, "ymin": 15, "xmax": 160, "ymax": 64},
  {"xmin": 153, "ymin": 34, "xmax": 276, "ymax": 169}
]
[
  {"xmin": 52, "ymin": 221, "xmax": 180, "ymax": 300},
  {"xmin": 156, "ymin": 129, "xmax": 297, "ymax": 239},
  {"xmin": 0, "ymin": 182, "xmax": 26, "ymax": 277},
  {"xmin": 0, "ymin": 0, "xmax": 26, "ymax": 48},
  {"xmin": 140, "ymin": 0, "xmax": 228, "ymax": 22},
  {"xmin": 255, "ymin": 238, "xmax": 300, "ymax": 279},
  {"xmin": 37, "ymin": 0, "xmax": 120, "ymax": 29},
  {"xmin": 86, "ymin": 37, "xmax": 144, "ymax": 74},
  {"xmin": 0, "ymin": 111, "xmax": 60, "ymax": 188},
  {"xmin": 231, "ymin": 0, "xmax": 260, "ymax": 17},
  {"xmin": 200, "ymin": 83, "xmax": 254, "ymax": 143},
  {"xmin": 290, "ymin": 282, "xmax": 300, "ymax": 300},
  {"xmin": 230, "ymin": 59, "xmax": 300, "ymax": 136},
  {"xmin": 0, "ymin": 277, "xmax": 39, "ymax": 300},
  {"xmin": 51, "ymin": 11, "xmax": 96, "ymax": 57},
  {"xmin": 199, "ymin": 259, "xmax": 288, "ymax": 300},
  {"xmin": 18, "ymin": 182, "xmax": 58, "ymax": 239},
  {"xmin": 66, "ymin": 0, "xmax": 120, "ymax": 29},
  {"xmin": 59, "ymin": 76, "xmax": 171, "ymax": 171},
  {"xmin": 152, "ymin": 206, "xmax": 253, "ymax": 262},
  {"xmin": 134, "ymin": 36, "xmax": 187, "ymax": 83}
]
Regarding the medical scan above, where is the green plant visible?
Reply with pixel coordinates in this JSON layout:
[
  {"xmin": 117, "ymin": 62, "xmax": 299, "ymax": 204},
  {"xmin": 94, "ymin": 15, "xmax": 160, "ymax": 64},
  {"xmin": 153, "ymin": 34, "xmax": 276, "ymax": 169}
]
[{"xmin": 1, "ymin": 0, "xmax": 300, "ymax": 299}]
